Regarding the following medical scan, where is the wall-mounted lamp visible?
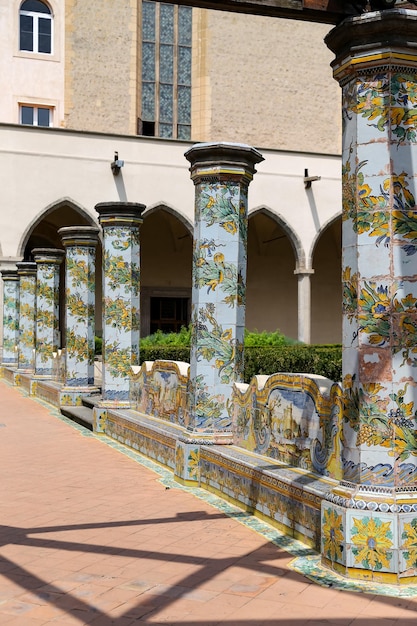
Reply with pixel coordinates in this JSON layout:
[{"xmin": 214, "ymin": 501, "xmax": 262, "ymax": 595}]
[
  {"xmin": 304, "ymin": 168, "xmax": 321, "ymax": 189},
  {"xmin": 111, "ymin": 151, "xmax": 125, "ymax": 176}
]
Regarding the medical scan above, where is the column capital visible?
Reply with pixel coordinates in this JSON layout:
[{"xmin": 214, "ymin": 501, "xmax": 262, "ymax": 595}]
[
  {"xmin": 16, "ymin": 262, "xmax": 37, "ymax": 276},
  {"xmin": 325, "ymin": 9, "xmax": 417, "ymax": 84},
  {"xmin": 0, "ymin": 269, "xmax": 19, "ymax": 281},
  {"xmin": 32, "ymin": 248, "xmax": 65, "ymax": 264},
  {"xmin": 294, "ymin": 268, "xmax": 315, "ymax": 276},
  {"xmin": 95, "ymin": 202, "xmax": 145, "ymax": 228},
  {"xmin": 58, "ymin": 226, "xmax": 100, "ymax": 248},
  {"xmin": 185, "ymin": 142, "xmax": 264, "ymax": 185}
]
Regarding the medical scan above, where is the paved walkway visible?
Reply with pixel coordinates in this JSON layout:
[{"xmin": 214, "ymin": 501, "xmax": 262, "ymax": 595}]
[{"xmin": 1, "ymin": 381, "xmax": 417, "ymax": 625}]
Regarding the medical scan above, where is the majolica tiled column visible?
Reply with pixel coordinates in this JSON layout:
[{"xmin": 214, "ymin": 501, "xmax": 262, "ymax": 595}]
[
  {"xmin": 32, "ymin": 248, "xmax": 65, "ymax": 378},
  {"xmin": 95, "ymin": 202, "xmax": 145, "ymax": 405},
  {"xmin": 1, "ymin": 269, "xmax": 19, "ymax": 366},
  {"xmin": 16, "ymin": 262, "xmax": 37, "ymax": 371},
  {"xmin": 58, "ymin": 226, "xmax": 100, "ymax": 404},
  {"xmin": 322, "ymin": 10, "xmax": 417, "ymax": 583},
  {"xmin": 184, "ymin": 142, "xmax": 264, "ymax": 435}
]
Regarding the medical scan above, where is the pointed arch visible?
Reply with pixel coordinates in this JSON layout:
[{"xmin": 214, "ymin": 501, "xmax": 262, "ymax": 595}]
[
  {"xmin": 308, "ymin": 211, "xmax": 342, "ymax": 266},
  {"xmin": 140, "ymin": 202, "xmax": 193, "ymax": 336},
  {"xmin": 310, "ymin": 212, "xmax": 342, "ymax": 344},
  {"xmin": 143, "ymin": 202, "xmax": 193, "ymax": 235},
  {"xmin": 17, "ymin": 197, "xmax": 99, "ymax": 258},
  {"xmin": 246, "ymin": 205, "xmax": 299, "ymax": 340},
  {"xmin": 249, "ymin": 205, "xmax": 305, "ymax": 269}
]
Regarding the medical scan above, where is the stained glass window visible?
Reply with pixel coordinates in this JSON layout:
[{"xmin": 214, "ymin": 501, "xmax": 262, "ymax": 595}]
[{"xmin": 140, "ymin": 2, "xmax": 191, "ymax": 140}]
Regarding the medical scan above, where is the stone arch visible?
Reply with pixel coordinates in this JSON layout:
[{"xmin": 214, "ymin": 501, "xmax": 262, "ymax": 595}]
[
  {"xmin": 18, "ymin": 197, "xmax": 99, "ymax": 259},
  {"xmin": 310, "ymin": 213, "xmax": 342, "ymax": 344},
  {"xmin": 308, "ymin": 212, "xmax": 342, "ymax": 265},
  {"xmin": 249, "ymin": 205, "xmax": 305, "ymax": 269},
  {"xmin": 143, "ymin": 202, "xmax": 193, "ymax": 235},
  {"xmin": 140, "ymin": 203, "xmax": 193, "ymax": 336},
  {"xmin": 17, "ymin": 198, "xmax": 102, "ymax": 345},
  {"xmin": 246, "ymin": 206, "xmax": 299, "ymax": 341}
]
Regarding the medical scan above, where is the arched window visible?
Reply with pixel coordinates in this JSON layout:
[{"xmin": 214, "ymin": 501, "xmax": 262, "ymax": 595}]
[{"xmin": 20, "ymin": 0, "xmax": 52, "ymax": 54}]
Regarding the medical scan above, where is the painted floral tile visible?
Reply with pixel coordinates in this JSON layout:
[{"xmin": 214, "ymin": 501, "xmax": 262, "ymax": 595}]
[
  {"xmin": 321, "ymin": 504, "xmax": 346, "ymax": 566},
  {"xmin": 399, "ymin": 513, "xmax": 417, "ymax": 573},
  {"xmin": 346, "ymin": 511, "xmax": 397, "ymax": 572}
]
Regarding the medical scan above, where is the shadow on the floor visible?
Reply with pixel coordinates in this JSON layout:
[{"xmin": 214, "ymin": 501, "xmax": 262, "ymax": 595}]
[{"xmin": 0, "ymin": 514, "xmax": 416, "ymax": 624}]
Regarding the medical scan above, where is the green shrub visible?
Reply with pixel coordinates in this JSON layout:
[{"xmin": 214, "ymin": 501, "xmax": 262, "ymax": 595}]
[
  {"xmin": 139, "ymin": 346, "xmax": 190, "ymax": 364},
  {"xmin": 244, "ymin": 328, "xmax": 299, "ymax": 347},
  {"xmin": 140, "ymin": 327, "xmax": 296, "ymax": 349},
  {"xmin": 94, "ymin": 336, "xmax": 103, "ymax": 356},
  {"xmin": 98, "ymin": 327, "xmax": 342, "ymax": 382},
  {"xmin": 140, "ymin": 325, "xmax": 191, "ymax": 348},
  {"xmin": 244, "ymin": 345, "xmax": 342, "ymax": 383}
]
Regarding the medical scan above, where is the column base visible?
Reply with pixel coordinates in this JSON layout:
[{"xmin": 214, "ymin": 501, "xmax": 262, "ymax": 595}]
[
  {"xmin": 174, "ymin": 439, "xmax": 200, "ymax": 486},
  {"xmin": 321, "ymin": 481, "xmax": 417, "ymax": 584},
  {"xmin": 59, "ymin": 385, "xmax": 101, "ymax": 407},
  {"xmin": 92, "ymin": 400, "xmax": 130, "ymax": 434},
  {"xmin": 174, "ymin": 431, "xmax": 234, "ymax": 485}
]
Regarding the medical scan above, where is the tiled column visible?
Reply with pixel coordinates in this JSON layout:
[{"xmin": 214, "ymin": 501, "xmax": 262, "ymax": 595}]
[
  {"xmin": 58, "ymin": 226, "xmax": 100, "ymax": 405},
  {"xmin": 295, "ymin": 267, "xmax": 314, "ymax": 344},
  {"xmin": 322, "ymin": 10, "xmax": 417, "ymax": 583},
  {"xmin": 32, "ymin": 248, "xmax": 65, "ymax": 378},
  {"xmin": 1, "ymin": 269, "xmax": 19, "ymax": 366},
  {"xmin": 184, "ymin": 142, "xmax": 264, "ymax": 436},
  {"xmin": 16, "ymin": 262, "xmax": 37, "ymax": 371},
  {"xmin": 95, "ymin": 202, "xmax": 145, "ymax": 407}
]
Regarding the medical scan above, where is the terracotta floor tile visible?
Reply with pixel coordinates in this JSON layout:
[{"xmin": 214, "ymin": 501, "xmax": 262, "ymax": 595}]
[{"xmin": 3, "ymin": 381, "xmax": 417, "ymax": 626}]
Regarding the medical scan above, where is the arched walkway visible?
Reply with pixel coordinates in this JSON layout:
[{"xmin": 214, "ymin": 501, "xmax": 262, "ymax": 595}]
[
  {"xmin": 18, "ymin": 199, "xmax": 102, "ymax": 345},
  {"xmin": 141, "ymin": 205, "xmax": 193, "ymax": 336},
  {"xmin": 19, "ymin": 198, "xmax": 98, "ymax": 260},
  {"xmin": 310, "ymin": 215, "xmax": 342, "ymax": 344},
  {"xmin": 247, "ymin": 209, "xmax": 298, "ymax": 340}
]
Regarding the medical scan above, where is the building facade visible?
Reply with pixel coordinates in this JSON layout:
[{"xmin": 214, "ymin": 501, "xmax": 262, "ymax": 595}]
[{"xmin": 0, "ymin": 0, "xmax": 343, "ymax": 346}]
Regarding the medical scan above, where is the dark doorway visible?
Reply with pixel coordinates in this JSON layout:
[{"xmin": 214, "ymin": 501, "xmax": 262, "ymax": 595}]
[{"xmin": 150, "ymin": 297, "xmax": 189, "ymax": 333}]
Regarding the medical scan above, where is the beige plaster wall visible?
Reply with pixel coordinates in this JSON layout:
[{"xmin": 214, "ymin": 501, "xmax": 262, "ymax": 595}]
[
  {"xmin": 0, "ymin": 125, "xmax": 341, "ymax": 261},
  {"xmin": 0, "ymin": 124, "xmax": 342, "ymax": 345},
  {"xmin": 194, "ymin": 10, "xmax": 341, "ymax": 154},
  {"xmin": 64, "ymin": 0, "xmax": 138, "ymax": 134},
  {"xmin": 0, "ymin": 0, "xmax": 65, "ymax": 125}
]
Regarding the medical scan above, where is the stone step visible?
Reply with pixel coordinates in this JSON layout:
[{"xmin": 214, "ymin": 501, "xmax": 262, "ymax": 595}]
[
  {"xmin": 82, "ymin": 394, "xmax": 102, "ymax": 410},
  {"xmin": 60, "ymin": 405, "xmax": 94, "ymax": 431}
]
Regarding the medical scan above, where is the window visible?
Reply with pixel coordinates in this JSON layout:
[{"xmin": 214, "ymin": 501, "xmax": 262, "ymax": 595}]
[
  {"xmin": 20, "ymin": 0, "xmax": 52, "ymax": 54},
  {"xmin": 140, "ymin": 2, "xmax": 192, "ymax": 140},
  {"xmin": 20, "ymin": 105, "xmax": 52, "ymax": 127}
]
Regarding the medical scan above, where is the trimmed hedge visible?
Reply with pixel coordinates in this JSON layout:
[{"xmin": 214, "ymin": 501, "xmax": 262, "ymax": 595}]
[
  {"xmin": 139, "ymin": 346, "xmax": 190, "ymax": 364},
  {"xmin": 96, "ymin": 328, "xmax": 342, "ymax": 383},
  {"xmin": 138, "ymin": 344, "xmax": 342, "ymax": 384},
  {"xmin": 243, "ymin": 345, "xmax": 342, "ymax": 383}
]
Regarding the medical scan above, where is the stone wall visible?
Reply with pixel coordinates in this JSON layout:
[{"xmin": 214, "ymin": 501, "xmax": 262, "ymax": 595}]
[
  {"xmin": 64, "ymin": 0, "xmax": 138, "ymax": 134},
  {"xmin": 195, "ymin": 10, "xmax": 341, "ymax": 154}
]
